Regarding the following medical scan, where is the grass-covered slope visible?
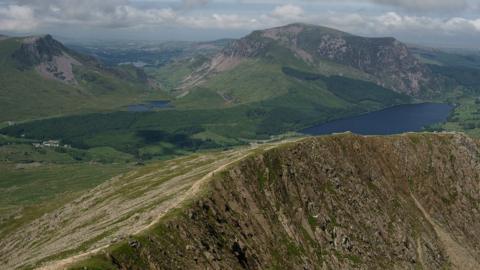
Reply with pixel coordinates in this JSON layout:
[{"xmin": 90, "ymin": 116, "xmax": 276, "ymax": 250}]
[
  {"xmin": 67, "ymin": 133, "xmax": 480, "ymax": 270},
  {"xmin": 0, "ymin": 140, "xmax": 290, "ymax": 269},
  {"xmin": 0, "ymin": 133, "xmax": 135, "ymax": 244},
  {"xmin": 410, "ymin": 46, "xmax": 480, "ymax": 69},
  {"xmin": 0, "ymin": 36, "xmax": 164, "ymax": 123}
]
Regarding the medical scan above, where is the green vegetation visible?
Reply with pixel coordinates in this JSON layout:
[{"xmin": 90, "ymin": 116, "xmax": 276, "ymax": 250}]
[
  {"xmin": 0, "ymin": 132, "xmax": 134, "ymax": 240},
  {"xmin": 433, "ymin": 96, "xmax": 480, "ymax": 137},
  {"xmin": 0, "ymin": 37, "xmax": 167, "ymax": 123},
  {"xmin": 147, "ymin": 54, "xmax": 210, "ymax": 91},
  {"xmin": 0, "ymin": 162, "xmax": 129, "ymax": 238},
  {"xmin": 202, "ymin": 60, "xmax": 292, "ymax": 104},
  {"xmin": 282, "ymin": 66, "xmax": 410, "ymax": 105},
  {"xmin": 0, "ymin": 163, "xmax": 128, "ymax": 208},
  {"xmin": 412, "ymin": 47, "xmax": 480, "ymax": 69},
  {"xmin": 416, "ymin": 48, "xmax": 480, "ymax": 138},
  {"xmin": 429, "ymin": 64, "xmax": 480, "ymax": 88},
  {"xmin": 1, "ymin": 53, "xmax": 415, "ymax": 162}
]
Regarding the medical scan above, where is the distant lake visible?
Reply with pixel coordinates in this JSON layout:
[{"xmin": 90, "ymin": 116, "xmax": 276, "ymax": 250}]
[
  {"xmin": 302, "ymin": 103, "xmax": 453, "ymax": 136},
  {"xmin": 127, "ymin": 100, "xmax": 172, "ymax": 112}
]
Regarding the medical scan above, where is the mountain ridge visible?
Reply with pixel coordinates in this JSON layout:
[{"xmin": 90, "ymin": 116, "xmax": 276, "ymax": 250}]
[
  {"xmin": 178, "ymin": 23, "xmax": 434, "ymax": 96},
  {"xmin": 35, "ymin": 132, "xmax": 479, "ymax": 270}
]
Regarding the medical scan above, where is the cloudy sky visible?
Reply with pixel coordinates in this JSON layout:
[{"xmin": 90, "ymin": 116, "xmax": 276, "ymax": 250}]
[{"xmin": 1, "ymin": 0, "xmax": 480, "ymax": 47}]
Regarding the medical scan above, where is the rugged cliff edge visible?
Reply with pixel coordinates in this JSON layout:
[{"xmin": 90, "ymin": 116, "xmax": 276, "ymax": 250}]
[{"xmin": 68, "ymin": 132, "xmax": 480, "ymax": 270}]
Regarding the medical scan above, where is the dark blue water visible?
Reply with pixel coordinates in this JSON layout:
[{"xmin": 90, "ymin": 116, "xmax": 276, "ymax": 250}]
[
  {"xmin": 127, "ymin": 100, "xmax": 172, "ymax": 112},
  {"xmin": 302, "ymin": 103, "xmax": 453, "ymax": 136}
]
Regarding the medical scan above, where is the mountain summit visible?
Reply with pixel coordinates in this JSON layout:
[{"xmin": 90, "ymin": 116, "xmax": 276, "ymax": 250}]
[
  {"xmin": 189, "ymin": 23, "xmax": 432, "ymax": 96},
  {"xmin": 12, "ymin": 35, "xmax": 86, "ymax": 84}
]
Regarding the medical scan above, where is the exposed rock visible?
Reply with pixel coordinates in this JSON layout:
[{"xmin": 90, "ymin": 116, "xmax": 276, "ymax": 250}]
[
  {"xmin": 79, "ymin": 133, "xmax": 480, "ymax": 269},
  {"xmin": 12, "ymin": 35, "xmax": 82, "ymax": 84}
]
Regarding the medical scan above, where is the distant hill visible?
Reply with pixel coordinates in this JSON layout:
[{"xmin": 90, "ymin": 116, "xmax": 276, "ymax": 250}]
[
  {"xmin": 147, "ymin": 23, "xmax": 418, "ymax": 125},
  {"xmin": 68, "ymin": 39, "xmax": 233, "ymax": 67},
  {"xmin": 170, "ymin": 23, "xmax": 437, "ymax": 100},
  {"xmin": 0, "ymin": 35, "xmax": 163, "ymax": 122}
]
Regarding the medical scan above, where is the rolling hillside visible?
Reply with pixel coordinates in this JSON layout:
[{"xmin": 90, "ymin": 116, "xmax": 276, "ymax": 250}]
[{"xmin": 0, "ymin": 35, "xmax": 164, "ymax": 122}]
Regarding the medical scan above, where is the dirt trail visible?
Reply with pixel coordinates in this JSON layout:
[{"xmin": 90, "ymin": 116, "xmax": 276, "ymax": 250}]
[
  {"xmin": 30, "ymin": 139, "xmax": 301, "ymax": 270},
  {"xmin": 411, "ymin": 195, "xmax": 479, "ymax": 270},
  {"xmin": 37, "ymin": 152, "xmax": 250, "ymax": 270},
  {"xmin": 415, "ymin": 238, "xmax": 427, "ymax": 270},
  {"xmin": 40, "ymin": 157, "xmax": 247, "ymax": 270}
]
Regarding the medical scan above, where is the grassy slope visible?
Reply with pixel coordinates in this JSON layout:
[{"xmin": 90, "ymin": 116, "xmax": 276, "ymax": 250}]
[
  {"xmin": 146, "ymin": 54, "xmax": 210, "ymax": 91},
  {"xmin": 186, "ymin": 60, "xmax": 292, "ymax": 105},
  {"xmin": 0, "ymin": 162, "xmax": 128, "ymax": 211},
  {"xmin": 412, "ymin": 47, "xmax": 480, "ymax": 69},
  {"xmin": 0, "ymin": 142, "xmax": 132, "ymax": 265},
  {"xmin": 0, "ymin": 38, "xmax": 168, "ymax": 123},
  {"xmin": 0, "ymin": 142, "xmax": 284, "ymax": 269}
]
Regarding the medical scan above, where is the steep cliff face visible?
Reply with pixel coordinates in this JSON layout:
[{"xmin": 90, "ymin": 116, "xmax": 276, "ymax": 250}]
[
  {"xmin": 72, "ymin": 133, "xmax": 480, "ymax": 270},
  {"xmin": 313, "ymin": 35, "xmax": 429, "ymax": 94},
  {"xmin": 12, "ymin": 35, "xmax": 66, "ymax": 66},
  {"xmin": 12, "ymin": 35, "xmax": 83, "ymax": 84}
]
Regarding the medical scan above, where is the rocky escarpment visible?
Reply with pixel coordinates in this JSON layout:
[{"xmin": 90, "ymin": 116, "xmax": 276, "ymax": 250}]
[
  {"xmin": 12, "ymin": 35, "xmax": 82, "ymax": 84},
  {"xmin": 314, "ymin": 35, "xmax": 429, "ymax": 95},
  {"xmin": 71, "ymin": 133, "xmax": 480, "ymax": 270},
  {"xmin": 208, "ymin": 23, "xmax": 433, "ymax": 95}
]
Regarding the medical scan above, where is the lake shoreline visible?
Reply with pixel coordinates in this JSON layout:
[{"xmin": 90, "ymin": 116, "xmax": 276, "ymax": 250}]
[{"xmin": 301, "ymin": 102, "xmax": 454, "ymax": 136}]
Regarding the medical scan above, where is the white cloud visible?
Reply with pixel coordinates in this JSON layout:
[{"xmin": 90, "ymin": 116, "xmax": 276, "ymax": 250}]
[
  {"xmin": 0, "ymin": 5, "xmax": 38, "ymax": 31},
  {"xmin": 271, "ymin": 4, "xmax": 304, "ymax": 19},
  {"xmin": 370, "ymin": 0, "xmax": 468, "ymax": 12},
  {"xmin": 1, "ymin": 0, "xmax": 480, "ymax": 46},
  {"xmin": 176, "ymin": 13, "xmax": 260, "ymax": 29},
  {"xmin": 181, "ymin": 0, "xmax": 209, "ymax": 9}
]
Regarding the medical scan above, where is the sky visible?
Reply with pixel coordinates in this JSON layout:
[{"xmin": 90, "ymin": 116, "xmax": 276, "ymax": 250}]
[{"xmin": 1, "ymin": 0, "xmax": 480, "ymax": 47}]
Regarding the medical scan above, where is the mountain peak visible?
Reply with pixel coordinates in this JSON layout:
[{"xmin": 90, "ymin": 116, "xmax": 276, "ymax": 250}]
[
  {"xmin": 211, "ymin": 23, "xmax": 431, "ymax": 95},
  {"xmin": 12, "ymin": 34, "xmax": 82, "ymax": 84},
  {"xmin": 262, "ymin": 22, "xmax": 351, "ymax": 36},
  {"xmin": 14, "ymin": 34, "xmax": 66, "ymax": 66}
]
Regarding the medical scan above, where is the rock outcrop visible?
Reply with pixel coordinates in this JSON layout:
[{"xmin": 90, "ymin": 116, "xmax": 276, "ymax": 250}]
[
  {"xmin": 241, "ymin": 24, "xmax": 429, "ymax": 94},
  {"xmin": 72, "ymin": 133, "xmax": 480, "ymax": 269},
  {"xmin": 12, "ymin": 35, "xmax": 82, "ymax": 84}
]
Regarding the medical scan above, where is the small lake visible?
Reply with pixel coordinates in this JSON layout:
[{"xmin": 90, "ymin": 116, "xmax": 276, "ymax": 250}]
[
  {"xmin": 301, "ymin": 103, "xmax": 453, "ymax": 136},
  {"xmin": 127, "ymin": 100, "xmax": 172, "ymax": 112}
]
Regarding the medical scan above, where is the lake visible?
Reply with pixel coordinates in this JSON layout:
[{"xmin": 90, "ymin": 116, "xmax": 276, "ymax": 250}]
[
  {"xmin": 301, "ymin": 103, "xmax": 453, "ymax": 136},
  {"xmin": 127, "ymin": 100, "xmax": 172, "ymax": 112}
]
